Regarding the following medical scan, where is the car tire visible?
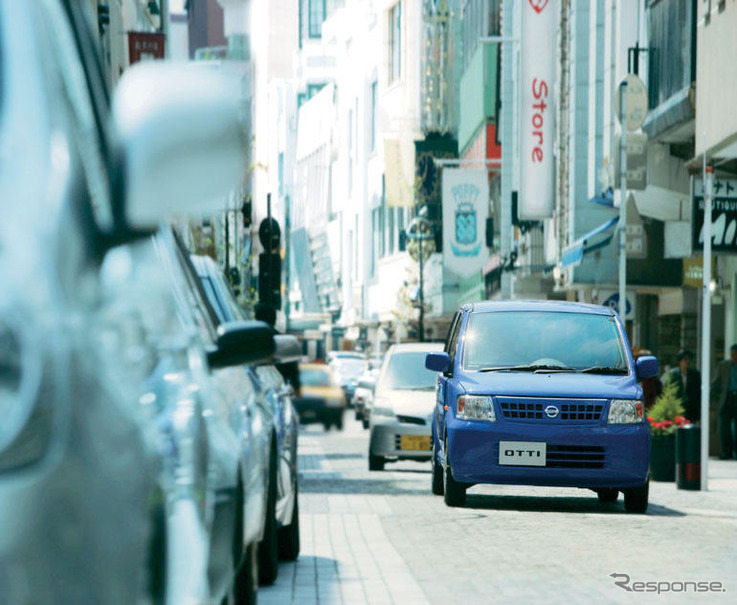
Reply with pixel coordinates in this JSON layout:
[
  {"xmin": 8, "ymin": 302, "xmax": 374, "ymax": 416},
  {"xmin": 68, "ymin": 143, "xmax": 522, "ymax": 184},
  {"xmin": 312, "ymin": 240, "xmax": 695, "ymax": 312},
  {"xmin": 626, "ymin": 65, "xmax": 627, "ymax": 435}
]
[
  {"xmin": 431, "ymin": 440, "xmax": 444, "ymax": 496},
  {"xmin": 623, "ymin": 480, "xmax": 649, "ymax": 514},
  {"xmin": 597, "ymin": 488, "xmax": 618, "ymax": 504},
  {"xmin": 335, "ymin": 412, "xmax": 344, "ymax": 431},
  {"xmin": 443, "ymin": 439, "xmax": 466, "ymax": 507},
  {"xmin": 258, "ymin": 449, "xmax": 279, "ymax": 586},
  {"xmin": 368, "ymin": 452, "xmax": 385, "ymax": 471},
  {"xmin": 233, "ymin": 541, "xmax": 258, "ymax": 605},
  {"xmin": 277, "ymin": 486, "xmax": 300, "ymax": 562},
  {"xmin": 362, "ymin": 416, "xmax": 370, "ymax": 430},
  {"xmin": 323, "ymin": 420, "xmax": 331, "ymax": 431},
  {"xmin": 354, "ymin": 409, "xmax": 362, "ymax": 421}
]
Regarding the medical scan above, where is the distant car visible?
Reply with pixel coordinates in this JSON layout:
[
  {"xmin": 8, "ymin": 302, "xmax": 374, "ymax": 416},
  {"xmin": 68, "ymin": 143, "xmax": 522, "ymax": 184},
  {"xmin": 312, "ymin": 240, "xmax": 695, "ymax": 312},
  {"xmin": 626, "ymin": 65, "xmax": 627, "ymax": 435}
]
[
  {"xmin": 354, "ymin": 368, "xmax": 380, "ymax": 428},
  {"xmin": 296, "ymin": 364, "xmax": 346, "ymax": 430},
  {"xmin": 329, "ymin": 356, "xmax": 367, "ymax": 405},
  {"xmin": 368, "ymin": 343, "xmax": 444, "ymax": 471},
  {"xmin": 425, "ymin": 300, "xmax": 658, "ymax": 512}
]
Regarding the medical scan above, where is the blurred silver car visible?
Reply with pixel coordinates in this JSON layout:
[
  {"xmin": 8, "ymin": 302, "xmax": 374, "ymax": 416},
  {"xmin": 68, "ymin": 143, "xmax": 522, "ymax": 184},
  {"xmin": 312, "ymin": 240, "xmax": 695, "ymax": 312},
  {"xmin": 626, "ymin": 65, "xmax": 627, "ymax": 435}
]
[
  {"xmin": 368, "ymin": 343, "xmax": 444, "ymax": 471},
  {"xmin": 0, "ymin": 1, "xmax": 245, "ymax": 603}
]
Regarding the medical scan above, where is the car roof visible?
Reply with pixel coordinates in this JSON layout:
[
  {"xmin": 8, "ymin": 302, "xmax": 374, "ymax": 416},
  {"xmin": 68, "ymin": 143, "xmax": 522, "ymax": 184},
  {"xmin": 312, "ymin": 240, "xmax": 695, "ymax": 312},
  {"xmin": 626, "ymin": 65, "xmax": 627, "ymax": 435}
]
[
  {"xmin": 462, "ymin": 299, "xmax": 615, "ymax": 316},
  {"xmin": 386, "ymin": 342, "xmax": 444, "ymax": 354}
]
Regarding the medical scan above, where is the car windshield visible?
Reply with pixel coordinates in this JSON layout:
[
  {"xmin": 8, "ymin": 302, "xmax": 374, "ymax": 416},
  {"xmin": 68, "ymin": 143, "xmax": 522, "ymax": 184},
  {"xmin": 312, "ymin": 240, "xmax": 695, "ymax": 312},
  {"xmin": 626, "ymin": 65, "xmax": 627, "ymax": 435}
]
[
  {"xmin": 332, "ymin": 358, "xmax": 366, "ymax": 376},
  {"xmin": 462, "ymin": 311, "xmax": 629, "ymax": 373},
  {"xmin": 300, "ymin": 367, "xmax": 333, "ymax": 387},
  {"xmin": 382, "ymin": 351, "xmax": 439, "ymax": 390}
]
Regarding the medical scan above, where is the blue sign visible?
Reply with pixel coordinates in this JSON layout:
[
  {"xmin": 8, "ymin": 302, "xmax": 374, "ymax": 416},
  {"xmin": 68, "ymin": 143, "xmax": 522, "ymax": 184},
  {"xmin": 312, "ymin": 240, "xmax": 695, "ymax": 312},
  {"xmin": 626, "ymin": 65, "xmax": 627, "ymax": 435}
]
[{"xmin": 602, "ymin": 292, "xmax": 632, "ymax": 318}]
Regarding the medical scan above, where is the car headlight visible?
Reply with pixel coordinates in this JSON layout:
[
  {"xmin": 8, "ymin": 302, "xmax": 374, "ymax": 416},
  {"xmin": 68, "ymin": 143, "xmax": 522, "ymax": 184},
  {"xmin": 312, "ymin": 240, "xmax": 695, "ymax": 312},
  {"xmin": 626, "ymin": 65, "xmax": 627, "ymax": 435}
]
[
  {"xmin": 607, "ymin": 399, "xmax": 644, "ymax": 424},
  {"xmin": 457, "ymin": 395, "xmax": 496, "ymax": 422}
]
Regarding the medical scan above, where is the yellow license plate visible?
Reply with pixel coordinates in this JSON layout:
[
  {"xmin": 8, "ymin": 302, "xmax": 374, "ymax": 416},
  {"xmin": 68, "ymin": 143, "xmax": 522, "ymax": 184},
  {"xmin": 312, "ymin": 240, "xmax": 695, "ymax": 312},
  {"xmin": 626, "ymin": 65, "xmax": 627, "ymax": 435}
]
[{"xmin": 400, "ymin": 435, "xmax": 431, "ymax": 451}]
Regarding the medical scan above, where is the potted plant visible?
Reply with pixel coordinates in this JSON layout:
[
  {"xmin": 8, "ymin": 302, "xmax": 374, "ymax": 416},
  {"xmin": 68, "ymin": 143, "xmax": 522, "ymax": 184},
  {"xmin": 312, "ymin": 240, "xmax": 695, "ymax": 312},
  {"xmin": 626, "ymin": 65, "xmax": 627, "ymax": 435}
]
[{"xmin": 648, "ymin": 380, "xmax": 690, "ymax": 481}]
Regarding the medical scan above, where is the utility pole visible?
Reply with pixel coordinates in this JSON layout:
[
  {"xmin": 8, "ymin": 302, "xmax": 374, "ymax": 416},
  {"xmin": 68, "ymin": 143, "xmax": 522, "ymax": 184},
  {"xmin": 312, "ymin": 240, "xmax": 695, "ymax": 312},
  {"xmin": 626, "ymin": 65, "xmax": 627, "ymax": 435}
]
[
  {"xmin": 618, "ymin": 81, "xmax": 628, "ymax": 321},
  {"xmin": 700, "ymin": 162, "xmax": 713, "ymax": 491},
  {"xmin": 418, "ymin": 228, "xmax": 424, "ymax": 342}
]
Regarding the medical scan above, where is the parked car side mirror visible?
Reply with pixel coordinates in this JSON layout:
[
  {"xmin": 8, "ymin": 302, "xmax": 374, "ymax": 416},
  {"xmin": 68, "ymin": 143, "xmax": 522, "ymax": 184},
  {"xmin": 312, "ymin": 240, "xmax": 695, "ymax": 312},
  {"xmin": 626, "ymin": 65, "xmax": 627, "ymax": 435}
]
[
  {"xmin": 112, "ymin": 62, "xmax": 245, "ymax": 230},
  {"xmin": 272, "ymin": 334, "xmax": 302, "ymax": 364},
  {"xmin": 426, "ymin": 351, "xmax": 451, "ymax": 373},
  {"xmin": 207, "ymin": 321, "xmax": 275, "ymax": 369},
  {"xmin": 635, "ymin": 355, "xmax": 659, "ymax": 379}
]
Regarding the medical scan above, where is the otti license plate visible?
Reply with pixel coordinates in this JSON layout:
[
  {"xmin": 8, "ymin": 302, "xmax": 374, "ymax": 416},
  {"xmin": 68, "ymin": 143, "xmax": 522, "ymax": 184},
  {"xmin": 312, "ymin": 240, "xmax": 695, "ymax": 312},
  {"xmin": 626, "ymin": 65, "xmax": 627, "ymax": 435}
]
[
  {"xmin": 400, "ymin": 435, "xmax": 431, "ymax": 451},
  {"xmin": 499, "ymin": 441, "xmax": 546, "ymax": 466}
]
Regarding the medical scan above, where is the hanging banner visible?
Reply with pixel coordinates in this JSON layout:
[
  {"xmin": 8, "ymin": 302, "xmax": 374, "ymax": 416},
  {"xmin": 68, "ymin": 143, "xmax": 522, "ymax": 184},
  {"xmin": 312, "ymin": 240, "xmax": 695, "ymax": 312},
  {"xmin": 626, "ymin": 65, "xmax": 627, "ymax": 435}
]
[
  {"xmin": 519, "ymin": 0, "xmax": 557, "ymax": 219},
  {"xmin": 442, "ymin": 169, "xmax": 490, "ymax": 278}
]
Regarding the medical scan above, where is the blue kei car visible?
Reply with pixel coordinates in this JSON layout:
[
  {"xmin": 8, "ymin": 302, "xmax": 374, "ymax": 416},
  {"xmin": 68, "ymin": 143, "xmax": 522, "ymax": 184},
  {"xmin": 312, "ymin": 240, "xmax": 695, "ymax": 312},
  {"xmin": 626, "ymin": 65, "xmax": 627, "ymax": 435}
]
[{"xmin": 425, "ymin": 300, "xmax": 659, "ymax": 513}]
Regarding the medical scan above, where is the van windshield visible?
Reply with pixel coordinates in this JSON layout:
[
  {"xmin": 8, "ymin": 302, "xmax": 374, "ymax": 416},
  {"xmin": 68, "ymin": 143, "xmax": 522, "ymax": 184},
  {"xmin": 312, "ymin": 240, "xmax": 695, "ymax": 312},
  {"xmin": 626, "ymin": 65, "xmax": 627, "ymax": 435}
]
[{"xmin": 462, "ymin": 311, "xmax": 629, "ymax": 373}]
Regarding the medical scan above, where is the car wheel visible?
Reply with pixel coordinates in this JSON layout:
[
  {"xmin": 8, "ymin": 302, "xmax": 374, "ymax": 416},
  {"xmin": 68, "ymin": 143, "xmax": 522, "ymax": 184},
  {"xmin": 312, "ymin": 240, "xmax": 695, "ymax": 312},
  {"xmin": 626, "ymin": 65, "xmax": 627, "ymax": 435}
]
[
  {"xmin": 368, "ymin": 452, "xmax": 385, "ymax": 471},
  {"xmin": 354, "ymin": 409, "xmax": 362, "ymax": 421},
  {"xmin": 431, "ymin": 440, "xmax": 444, "ymax": 496},
  {"xmin": 323, "ymin": 420, "xmax": 331, "ymax": 431},
  {"xmin": 362, "ymin": 416, "xmax": 369, "ymax": 430},
  {"xmin": 443, "ymin": 439, "xmax": 466, "ymax": 507},
  {"xmin": 596, "ymin": 488, "xmax": 618, "ymax": 504},
  {"xmin": 258, "ymin": 449, "xmax": 279, "ymax": 586},
  {"xmin": 624, "ymin": 480, "xmax": 649, "ymax": 513},
  {"xmin": 233, "ymin": 541, "xmax": 258, "ymax": 605},
  {"xmin": 335, "ymin": 412, "xmax": 344, "ymax": 431},
  {"xmin": 278, "ymin": 486, "xmax": 300, "ymax": 562}
]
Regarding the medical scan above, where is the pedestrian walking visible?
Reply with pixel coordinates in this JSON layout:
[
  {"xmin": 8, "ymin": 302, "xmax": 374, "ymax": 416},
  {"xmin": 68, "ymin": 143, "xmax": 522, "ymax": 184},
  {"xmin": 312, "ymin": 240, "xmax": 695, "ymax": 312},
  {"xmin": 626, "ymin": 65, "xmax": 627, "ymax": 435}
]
[
  {"xmin": 664, "ymin": 349, "xmax": 701, "ymax": 423},
  {"xmin": 711, "ymin": 344, "xmax": 737, "ymax": 460}
]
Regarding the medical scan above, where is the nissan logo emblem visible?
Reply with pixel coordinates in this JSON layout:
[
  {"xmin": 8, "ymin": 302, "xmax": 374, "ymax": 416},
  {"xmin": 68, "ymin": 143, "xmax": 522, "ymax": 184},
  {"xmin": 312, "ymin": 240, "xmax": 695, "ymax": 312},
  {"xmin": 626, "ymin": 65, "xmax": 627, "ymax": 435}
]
[{"xmin": 544, "ymin": 405, "xmax": 559, "ymax": 418}]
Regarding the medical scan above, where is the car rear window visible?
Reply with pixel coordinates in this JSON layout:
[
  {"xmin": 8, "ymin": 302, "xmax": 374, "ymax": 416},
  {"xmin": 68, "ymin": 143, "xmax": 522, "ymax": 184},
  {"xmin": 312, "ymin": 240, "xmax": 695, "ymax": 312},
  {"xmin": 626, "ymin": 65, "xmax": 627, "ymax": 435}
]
[
  {"xmin": 382, "ymin": 351, "xmax": 438, "ymax": 390},
  {"xmin": 463, "ymin": 311, "xmax": 628, "ymax": 371},
  {"xmin": 300, "ymin": 368, "xmax": 333, "ymax": 387}
]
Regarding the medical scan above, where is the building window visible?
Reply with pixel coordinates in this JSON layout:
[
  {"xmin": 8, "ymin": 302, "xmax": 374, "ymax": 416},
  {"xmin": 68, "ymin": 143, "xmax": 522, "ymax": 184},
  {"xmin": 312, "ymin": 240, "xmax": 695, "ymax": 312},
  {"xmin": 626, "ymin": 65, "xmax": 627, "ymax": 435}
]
[
  {"xmin": 462, "ymin": 0, "xmax": 501, "ymax": 71},
  {"xmin": 309, "ymin": 0, "xmax": 326, "ymax": 38},
  {"xmin": 388, "ymin": 2, "xmax": 402, "ymax": 83},
  {"xmin": 370, "ymin": 80, "xmax": 377, "ymax": 152},
  {"xmin": 278, "ymin": 153, "xmax": 284, "ymax": 196}
]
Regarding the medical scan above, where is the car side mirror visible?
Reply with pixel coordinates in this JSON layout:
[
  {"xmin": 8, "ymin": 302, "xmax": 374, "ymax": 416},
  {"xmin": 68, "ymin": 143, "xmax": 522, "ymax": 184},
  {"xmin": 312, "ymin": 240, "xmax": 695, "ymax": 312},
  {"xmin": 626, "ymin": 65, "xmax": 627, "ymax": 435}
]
[
  {"xmin": 272, "ymin": 334, "xmax": 302, "ymax": 364},
  {"xmin": 207, "ymin": 321, "xmax": 275, "ymax": 369},
  {"xmin": 635, "ymin": 355, "xmax": 659, "ymax": 379},
  {"xmin": 112, "ymin": 62, "xmax": 245, "ymax": 229},
  {"xmin": 426, "ymin": 351, "xmax": 451, "ymax": 374}
]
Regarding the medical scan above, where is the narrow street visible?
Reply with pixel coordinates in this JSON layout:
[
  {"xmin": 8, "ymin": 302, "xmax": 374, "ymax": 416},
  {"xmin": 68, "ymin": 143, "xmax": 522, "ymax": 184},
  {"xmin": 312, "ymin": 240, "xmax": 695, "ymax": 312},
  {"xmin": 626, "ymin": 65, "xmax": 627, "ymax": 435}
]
[{"xmin": 261, "ymin": 414, "xmax": 737, "ymax": 604}]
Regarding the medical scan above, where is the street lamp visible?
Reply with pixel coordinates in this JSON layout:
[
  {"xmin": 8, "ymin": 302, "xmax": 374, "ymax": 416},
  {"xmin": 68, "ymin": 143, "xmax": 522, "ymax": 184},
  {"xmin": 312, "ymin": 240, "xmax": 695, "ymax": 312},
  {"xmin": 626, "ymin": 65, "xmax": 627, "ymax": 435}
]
[{"xmin": 405, "ymin": 210, "xmax": 435, "ymax": 342}]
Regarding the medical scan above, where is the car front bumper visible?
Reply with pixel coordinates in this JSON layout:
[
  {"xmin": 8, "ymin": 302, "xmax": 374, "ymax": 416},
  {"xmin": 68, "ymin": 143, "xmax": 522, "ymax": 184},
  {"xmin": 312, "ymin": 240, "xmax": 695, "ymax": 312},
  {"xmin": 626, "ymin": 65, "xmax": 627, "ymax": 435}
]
[
  {"xmin": 369, "ymin": 415, "xmax": 432, "ymax": 460},
  {"xmin": 444, "ymin": 416, "xmax": 650, "ymax": 489}
]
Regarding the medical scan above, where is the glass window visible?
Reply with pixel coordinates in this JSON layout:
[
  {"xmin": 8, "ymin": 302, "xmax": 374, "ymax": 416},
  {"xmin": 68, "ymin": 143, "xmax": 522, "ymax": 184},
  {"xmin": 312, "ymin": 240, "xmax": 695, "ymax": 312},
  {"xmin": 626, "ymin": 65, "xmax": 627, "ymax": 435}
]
[
  {"xmin": 382, "ymin": 351, "xmax": 438, "ymax": 390},
  {"xmin": 309, "ymin": 0, "xmax": 325, "ymax": 38},
  {"xmin": 462, "ymin": 311, "xmax": 629, "ymax": 372},
  {"xmin": 300, "ymin": 367, "xmax": 334, "ymax": 387},
  {"xmin": 278, "ymin": 152, "xmax": 284, "ymax": 197},
  {"xmin": 388, "ymin": 2, "xmax": 402, "ymax": 83}
]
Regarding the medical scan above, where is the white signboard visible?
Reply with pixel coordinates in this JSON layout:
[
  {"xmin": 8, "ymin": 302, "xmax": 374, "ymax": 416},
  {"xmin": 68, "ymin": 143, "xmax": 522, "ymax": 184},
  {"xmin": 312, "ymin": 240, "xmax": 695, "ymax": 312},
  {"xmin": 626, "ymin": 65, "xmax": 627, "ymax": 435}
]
[
  {"xmin": 519, "ymin": 0, "xmax": 558, "ymax": 220},
  {"xmin": 442, "ymin": 169, "xmax": 490, "ymax": 278}
]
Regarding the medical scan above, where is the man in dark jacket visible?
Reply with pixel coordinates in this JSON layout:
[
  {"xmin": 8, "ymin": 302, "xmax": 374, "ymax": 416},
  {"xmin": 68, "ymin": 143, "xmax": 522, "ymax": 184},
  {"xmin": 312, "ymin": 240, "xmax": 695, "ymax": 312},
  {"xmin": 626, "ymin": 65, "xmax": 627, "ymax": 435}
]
[
  {"xmin": 664, "ymin": 349, "xmax": 701, "ymax": 423},
  {"xmin": 711, "ymin": 344, "xmax": 737, "ymax": 460}
]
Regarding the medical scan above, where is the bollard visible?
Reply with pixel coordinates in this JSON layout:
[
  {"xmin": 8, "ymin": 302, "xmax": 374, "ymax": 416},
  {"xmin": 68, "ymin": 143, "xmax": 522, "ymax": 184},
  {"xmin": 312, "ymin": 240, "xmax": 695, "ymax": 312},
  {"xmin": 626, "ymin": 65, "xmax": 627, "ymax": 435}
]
[{"xmin": 676, "ymin": 425, "xmax": 701, "ymax": 490}]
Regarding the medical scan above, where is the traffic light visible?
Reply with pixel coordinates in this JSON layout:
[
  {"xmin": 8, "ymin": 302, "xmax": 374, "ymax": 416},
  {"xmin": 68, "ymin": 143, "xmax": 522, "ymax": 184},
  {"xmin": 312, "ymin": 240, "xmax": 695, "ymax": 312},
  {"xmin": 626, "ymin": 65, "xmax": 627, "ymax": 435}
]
[{"xmin": 258, "ymin": 252, "xmax": 282, "ymax": 308}]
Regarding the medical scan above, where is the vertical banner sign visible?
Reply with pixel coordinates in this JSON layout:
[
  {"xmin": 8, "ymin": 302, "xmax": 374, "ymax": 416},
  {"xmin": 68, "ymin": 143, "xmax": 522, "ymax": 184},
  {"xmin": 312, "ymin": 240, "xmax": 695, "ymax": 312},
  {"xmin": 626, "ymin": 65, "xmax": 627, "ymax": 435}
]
[
  {"xmin": 442, "ymin": 169, "xmax": 490, "ymax": 278},
  {"xmin": 519, "ymin": 0, "xmax": 557, "ymax": 219}
]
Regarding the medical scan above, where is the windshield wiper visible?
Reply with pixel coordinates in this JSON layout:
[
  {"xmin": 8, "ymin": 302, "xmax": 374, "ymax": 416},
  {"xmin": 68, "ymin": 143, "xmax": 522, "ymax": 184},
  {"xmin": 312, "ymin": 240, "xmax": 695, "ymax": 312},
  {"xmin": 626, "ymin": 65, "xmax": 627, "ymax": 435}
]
[
  {"xmin": 478, "ymin": 364, "xmax": 575, "ymax": 373},
  {"xmin": 579, "ymin": 366, "xmax": 628, "ymax": 375}
]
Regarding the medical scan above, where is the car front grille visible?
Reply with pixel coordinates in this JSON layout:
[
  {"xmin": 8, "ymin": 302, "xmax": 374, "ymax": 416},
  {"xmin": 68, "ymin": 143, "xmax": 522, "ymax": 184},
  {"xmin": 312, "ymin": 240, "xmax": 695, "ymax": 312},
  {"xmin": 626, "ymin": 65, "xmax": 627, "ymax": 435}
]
[
  {"xmin": 546, "ymin": 445, "xmax": 605, "ymax": 469},
  {"xmin": 497, "ymin": 398, "xmax": 605, "ymax": 423},
  {"xmin": 396, "ymin": 415, "xmax": 426, "ymax": 426}
]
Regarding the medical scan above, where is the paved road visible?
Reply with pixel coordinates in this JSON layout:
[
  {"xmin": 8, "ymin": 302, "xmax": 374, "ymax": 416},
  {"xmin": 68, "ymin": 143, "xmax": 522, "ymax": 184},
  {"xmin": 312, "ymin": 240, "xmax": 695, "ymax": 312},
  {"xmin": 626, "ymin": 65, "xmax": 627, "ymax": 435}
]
[{"xmin": 260, "ymin": 414, "xmax": 737, "ymax": 604}]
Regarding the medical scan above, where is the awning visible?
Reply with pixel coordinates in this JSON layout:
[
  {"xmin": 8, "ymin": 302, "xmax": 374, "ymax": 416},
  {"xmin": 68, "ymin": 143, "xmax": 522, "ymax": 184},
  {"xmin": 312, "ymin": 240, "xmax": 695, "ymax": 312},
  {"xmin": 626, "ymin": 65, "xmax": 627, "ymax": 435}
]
[{"xmin": 561, "ymin": 217, "xmax": 618, "ymax": 268}]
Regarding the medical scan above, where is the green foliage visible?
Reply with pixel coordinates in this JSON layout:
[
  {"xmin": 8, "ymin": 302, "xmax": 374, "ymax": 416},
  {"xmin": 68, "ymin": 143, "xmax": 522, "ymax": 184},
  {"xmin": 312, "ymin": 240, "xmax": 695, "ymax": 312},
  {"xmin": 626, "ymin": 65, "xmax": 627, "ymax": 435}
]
[{"xmin": 648, "ymin": 380, "xmax": 688, "ymax": 437}]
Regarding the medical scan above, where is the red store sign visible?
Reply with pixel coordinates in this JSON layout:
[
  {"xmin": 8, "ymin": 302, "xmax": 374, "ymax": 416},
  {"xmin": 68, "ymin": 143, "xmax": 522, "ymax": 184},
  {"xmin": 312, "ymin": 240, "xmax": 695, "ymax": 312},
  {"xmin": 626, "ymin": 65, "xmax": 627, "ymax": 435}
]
[{"xmin": 128, "ymin": 32, "xmax": 166, "ymax": 65}]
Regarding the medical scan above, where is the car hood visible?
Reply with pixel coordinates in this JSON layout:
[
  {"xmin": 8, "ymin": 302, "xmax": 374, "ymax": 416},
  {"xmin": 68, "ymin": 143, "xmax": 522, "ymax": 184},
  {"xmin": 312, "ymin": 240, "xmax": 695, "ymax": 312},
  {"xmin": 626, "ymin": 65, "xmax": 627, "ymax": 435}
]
[
  {"xmin": 380, "ymin": 388, "xmax": 436, "ymax": 416},
  {"xmin": 459, "ymin": 372, "xmax": 641, "ymax": 400}
]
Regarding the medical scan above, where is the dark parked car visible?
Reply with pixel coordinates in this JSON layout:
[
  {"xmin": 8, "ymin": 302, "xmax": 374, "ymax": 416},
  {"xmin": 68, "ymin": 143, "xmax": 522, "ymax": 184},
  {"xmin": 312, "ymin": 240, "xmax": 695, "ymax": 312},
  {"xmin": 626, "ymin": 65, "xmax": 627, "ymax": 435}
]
[
  {"xmin": 0, "ymin": 1, "xmax": 246, "ymax": 603},
  {"xmin": 190, "ymin": 253, "xmax": 301, "ymax": 586}
]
